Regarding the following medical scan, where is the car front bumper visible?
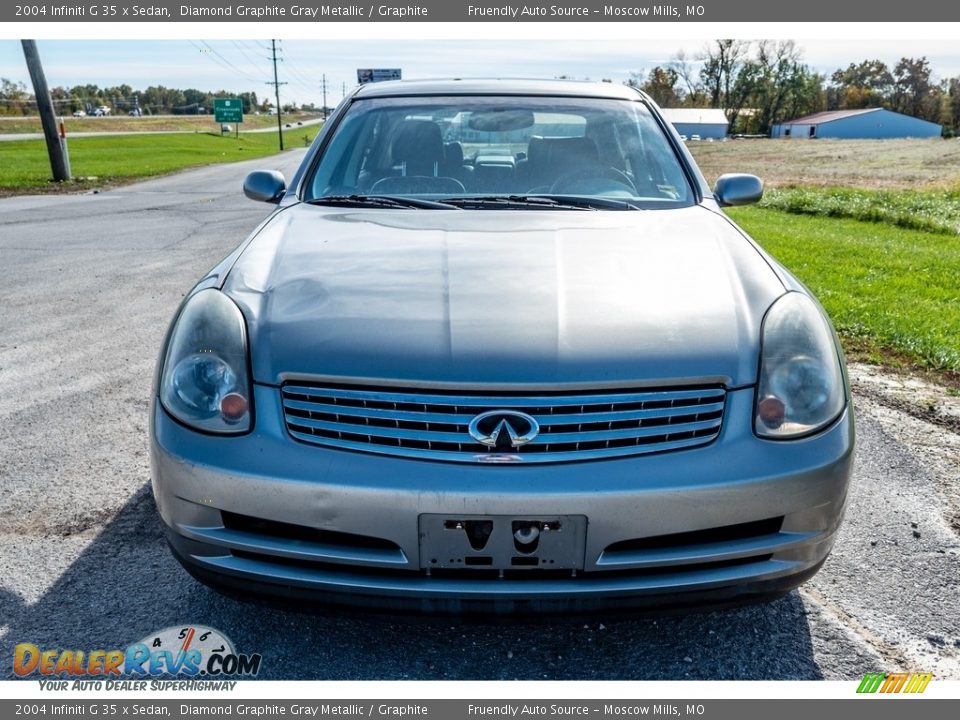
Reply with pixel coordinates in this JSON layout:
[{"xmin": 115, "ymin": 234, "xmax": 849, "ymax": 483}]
[{"xmin": 151, "ymin": 383, "xmax": 854, "ymax": 614}]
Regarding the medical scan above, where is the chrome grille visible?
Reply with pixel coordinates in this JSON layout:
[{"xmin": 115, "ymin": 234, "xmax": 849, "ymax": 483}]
[{"xmin": 281, "ymin": 383, "xmax": 726, "ymax": 463}]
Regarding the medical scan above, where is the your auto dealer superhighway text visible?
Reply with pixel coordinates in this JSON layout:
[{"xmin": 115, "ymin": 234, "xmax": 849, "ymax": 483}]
[{"xmin": 179, "ymin": 4, "xmax": 428, "ymax": 17}]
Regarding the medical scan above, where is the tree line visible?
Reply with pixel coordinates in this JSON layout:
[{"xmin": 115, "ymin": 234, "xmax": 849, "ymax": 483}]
[
  {"xmin": 0, "ymin": 82, "xmax": 268, "ymax": 116},
  {"xmin": 629, "ymin": 40, "xmax": 959, "ymax": 136},
  {"xmin": 3, "ymin": 42, "xmax": 959, "ymax": 135}
]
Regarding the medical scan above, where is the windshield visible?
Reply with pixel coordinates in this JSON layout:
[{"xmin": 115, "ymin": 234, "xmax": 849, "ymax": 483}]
[{"xmin": 303, "ymin": 95, "xmax": 694, "ymax": 209}]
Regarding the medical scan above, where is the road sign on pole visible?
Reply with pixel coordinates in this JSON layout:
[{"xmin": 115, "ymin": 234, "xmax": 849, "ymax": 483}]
[
  {"xmin": 356, "ymin": 68, "xmax": 402, "ymax": 84},
  {"xmin": 213, "ymin": 98, "xmax": 243, "ymax": 124}
]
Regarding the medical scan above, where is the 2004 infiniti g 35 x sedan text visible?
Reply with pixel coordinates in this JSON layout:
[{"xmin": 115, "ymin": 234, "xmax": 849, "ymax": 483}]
[{"xmin": 150, "ymin": 79, "xmax": 854, "ymax": 615}]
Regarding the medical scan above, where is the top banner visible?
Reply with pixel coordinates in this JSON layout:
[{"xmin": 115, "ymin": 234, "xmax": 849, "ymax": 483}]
[{"xmin": 5, "ymin": 0, "xmax": 960, "ymax": 23}]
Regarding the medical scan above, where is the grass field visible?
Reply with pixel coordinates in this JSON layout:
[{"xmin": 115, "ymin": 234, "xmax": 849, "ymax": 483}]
[
  {"xmin": 689, "ymin": 138, "xmax": 960, "ymax": 191},
  {"xmin": 759, "ymin": 187, "xmax": 960, "ymax": 235},
  {"xmin": 690, "ymin": 138, "xmax": 960, "ymax": 375},
  {"xmin": 0, "ymin": 112, "xmax": 317, "ymax": 135},
  {"xmin": 0, "ymin": 130, "xmax": 317, "ymax": 194},
  {"xmin": 727, "ymin": 208, "xmax": 960, "ymax": 373}
]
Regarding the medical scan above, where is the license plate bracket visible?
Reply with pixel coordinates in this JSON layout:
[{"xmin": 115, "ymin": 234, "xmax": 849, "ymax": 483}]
[{"xmin": 418, "ymin": 514, "xmax": 586, "ymax": 570}]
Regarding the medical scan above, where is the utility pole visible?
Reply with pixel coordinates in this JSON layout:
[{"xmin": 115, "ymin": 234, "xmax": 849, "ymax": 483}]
[
  {"xmin": 267, "ymin": 39, "xmax": 287, "ymax": 151},
  {"xmin": 21, "ymin": 40, "xmax": 70, "ymax": 182},
  {"xmin": 320, "ymin": 74, "xmax": 328, "ymax": 119}
]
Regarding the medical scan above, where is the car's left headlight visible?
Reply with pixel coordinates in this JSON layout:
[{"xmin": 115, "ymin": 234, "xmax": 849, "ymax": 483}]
[
  {"xmin": 159, "ymin": 289, "xmax": 252, "ymax": 434},
  {"xmin": 755, "ymin": 292, "xmax": 846, "ymax": 439}
]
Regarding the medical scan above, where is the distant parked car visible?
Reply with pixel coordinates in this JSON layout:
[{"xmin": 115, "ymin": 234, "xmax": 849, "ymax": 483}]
[
  {"xmin": 93, "ymin": 106, "xmax": 111, "ymax": 117},
  {"xmin": 72, "ymin": 110, "xmax": 86, "ymax": 118},
  {"xmin": 129, "ymin": 108, "xmax": 142, "ymax": 117},
  {"xmin": 690, "ymin": 133, "xmax": 702, "ymax": 141},
  {"xmin": 220, "ymin": 124, "xmax": 233, "ymax": 134}
]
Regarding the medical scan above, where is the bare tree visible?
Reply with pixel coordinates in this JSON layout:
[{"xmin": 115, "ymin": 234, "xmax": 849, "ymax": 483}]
[
  {"xmin": 747, "ymin": 40, "xmax": 813, "ymax": 132},
  {"xmin": 699, "ymin": 39, "xmax": 751, "ymax": 110},
  {"xmin": 668, "ymin": 50, "xmax": 703, "ymax": 105}
]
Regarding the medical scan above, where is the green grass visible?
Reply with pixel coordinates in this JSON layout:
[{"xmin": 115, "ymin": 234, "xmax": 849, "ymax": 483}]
[
  {"xmin": 759, "ymin": 187, "xmax": 960, "ymax": 236},
  {"xmin": 0, "ymin": 112, "xmax": 318, "ymax": 134},
  {"xmin": 0, "ymin": 130, "xmax": 316, "ymax": 193},
  {"xmin": 727, "ymin": 207, "xmax": 960, "ymax": 372}
]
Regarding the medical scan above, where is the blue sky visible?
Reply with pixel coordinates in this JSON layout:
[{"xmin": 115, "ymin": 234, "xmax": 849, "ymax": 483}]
[{"xmin": 2, "ymin": 39, "xmax": 959, "ymax": 107}]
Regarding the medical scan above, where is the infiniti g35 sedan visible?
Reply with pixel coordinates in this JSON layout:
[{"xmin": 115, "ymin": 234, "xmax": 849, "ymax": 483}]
[{"xmin": 150, "ymin": 79, "xmax": 854, "ymax": 614}]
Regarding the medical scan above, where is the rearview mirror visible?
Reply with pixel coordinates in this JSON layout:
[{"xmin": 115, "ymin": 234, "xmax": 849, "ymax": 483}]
[
  {"xmin": 713, "ymin": 173, "xmax": 763, "ymax": 207},
  {"xmin": 467, "ymin": 109, "xmax": 535, "ymax": 132},
  {"xmin": 243, "ymin": 170, "xmax": 286, "ymax": 203}
]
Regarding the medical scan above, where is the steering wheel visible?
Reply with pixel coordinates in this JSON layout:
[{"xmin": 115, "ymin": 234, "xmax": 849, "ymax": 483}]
[{"xmin": 549, "ymin": 165, "xmax": 637, "ymax": 195}]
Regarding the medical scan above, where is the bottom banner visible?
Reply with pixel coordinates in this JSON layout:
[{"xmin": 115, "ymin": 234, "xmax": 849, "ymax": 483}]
[{"xmin": 1, "ymin": 700, "xmax": 955, "ymax": 720}]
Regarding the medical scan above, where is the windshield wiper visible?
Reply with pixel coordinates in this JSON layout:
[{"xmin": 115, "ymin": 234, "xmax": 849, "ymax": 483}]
[
  {"xmin": 306, "ymin": 194, "xmax": 459, "ymax": 210},
  {"xmin": 439, "ymin": 195, "xmax": 591, "ymax": 210},
  {"xmin": 440, "ymin": 195, "xmax": 639, "ymax": 210},
  {"xmin": 534, "ymin": 195, "xmax": 641, "ymax": 210}
]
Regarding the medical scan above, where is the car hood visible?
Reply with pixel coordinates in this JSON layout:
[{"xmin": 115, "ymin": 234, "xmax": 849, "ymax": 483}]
[{"xmin": 223, "ymin": 204, "xmax": 785, "ymax": 387}]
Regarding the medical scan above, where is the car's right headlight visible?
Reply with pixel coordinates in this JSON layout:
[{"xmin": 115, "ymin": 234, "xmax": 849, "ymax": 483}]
[
  {"xmin": 159, "ymin": 289, "xmax": 252, "ymax": 434},
  {"xmin": 755, "ymin": 292, "xmax": 846, "ymax": 439}
]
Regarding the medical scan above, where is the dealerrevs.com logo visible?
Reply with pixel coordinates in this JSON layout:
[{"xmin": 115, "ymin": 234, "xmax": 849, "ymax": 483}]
[{"xmin": 13, "ymin": 625, "xmax": 262, "ymax": 684}]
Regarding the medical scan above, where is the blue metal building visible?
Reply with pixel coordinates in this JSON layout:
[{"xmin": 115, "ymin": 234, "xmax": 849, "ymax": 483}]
[{"xmin": 771, "ymin": 108, "xmax": 942, "ymax": 139}]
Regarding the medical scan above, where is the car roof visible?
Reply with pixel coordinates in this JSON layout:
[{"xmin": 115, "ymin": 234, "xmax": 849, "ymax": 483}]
[{"xmin": 353, "ymin": 78, "xmax": 649, "ymax": 101}]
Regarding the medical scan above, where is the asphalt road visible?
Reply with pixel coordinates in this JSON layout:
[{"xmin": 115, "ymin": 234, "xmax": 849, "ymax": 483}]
[{"xmin": 1, "ymin": 155, "xmax": 958, "ymax": 681}]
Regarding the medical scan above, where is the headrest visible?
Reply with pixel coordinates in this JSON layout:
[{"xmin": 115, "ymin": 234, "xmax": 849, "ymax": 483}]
[
  {"xmin": 527, "ymin": 136, "xmax": 599, "ymax": 168},
  {"xmin": 543, "ymin": 137, "xmax": 599, "ymax": 165},
  {"xmin": 444, "ymin": 142, "xmax": 464, "ymax": 166},
  {"xmin": 391, "ymin": 120, "xmax": 444, "ymax": 165}
]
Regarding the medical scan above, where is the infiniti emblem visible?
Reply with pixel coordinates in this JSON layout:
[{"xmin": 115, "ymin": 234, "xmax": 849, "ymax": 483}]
[{"xmin": 468, "ymin": 410, "xmax": 540, "ymax": 450}]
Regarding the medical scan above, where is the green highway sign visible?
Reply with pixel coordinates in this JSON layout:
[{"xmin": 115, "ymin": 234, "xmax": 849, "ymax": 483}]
[{"xmin": 214, "ymin": 98, "xmax": 243, "ymax": 123}]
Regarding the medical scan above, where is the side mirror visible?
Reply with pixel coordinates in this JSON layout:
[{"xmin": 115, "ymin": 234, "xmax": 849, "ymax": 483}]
[
  {"xmin": 243, "ymin": 170, "xmax": 286, "ymax": 203},
  {"xmin": 713, "ymin": 173, "xmax": 763, "ymax": 207}
]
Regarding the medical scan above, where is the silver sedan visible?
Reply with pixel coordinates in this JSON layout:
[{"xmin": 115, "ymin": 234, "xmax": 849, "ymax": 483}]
[{"xmin": 151, "ymin": 79, "xmax": 854, "ymax": 615}]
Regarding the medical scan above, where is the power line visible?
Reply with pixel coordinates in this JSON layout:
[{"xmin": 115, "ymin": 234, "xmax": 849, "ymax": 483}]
[
  {"xmin": 200, "ymin": 41, "xmax": 260, "ymax": 83},
  {"xmin": 186, "ymin": 40, "xmax": 261, "ymax": 86},
  {"xmin": 187, "ymin": 40, "xmax": 238, "ymax": 79},
  {"xmin": 277, "ymin": 60, "xmax": 317, "ymax": 97},
  {"xmin": 283, "ymin": 66, "xmax": 317, "ymax": 96},
  {"xmin": 274, "ymin": 42, "xmax": 320, "ymax": 100},
  {"xmin": 239, "ymin": 40, "xmax": 268, "ymax": 54},
  {"xmin": 230, "ymin": 40, "xmax": 267, "ymax": 74}
]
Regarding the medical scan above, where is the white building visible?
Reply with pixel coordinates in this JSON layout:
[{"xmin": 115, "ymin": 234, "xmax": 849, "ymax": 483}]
[{"xmin": 659, "ymin": 108, "xmax": 729, "ymax": 139}]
